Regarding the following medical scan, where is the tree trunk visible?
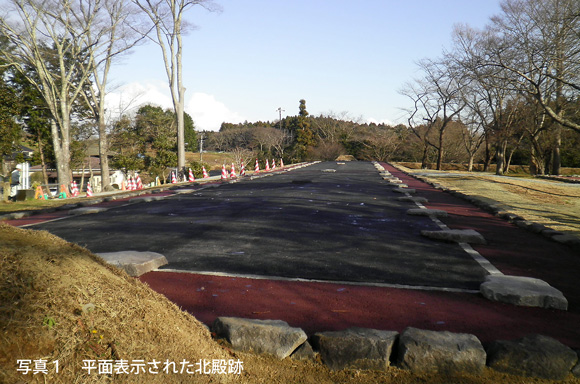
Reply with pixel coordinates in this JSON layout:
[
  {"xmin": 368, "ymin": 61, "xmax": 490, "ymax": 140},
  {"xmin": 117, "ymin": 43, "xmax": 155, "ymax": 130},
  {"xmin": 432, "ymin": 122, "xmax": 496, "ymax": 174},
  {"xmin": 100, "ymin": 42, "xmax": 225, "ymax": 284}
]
[
  {"xmin": 552, "ymin": 124, "xmax": 561, "ymax": 175},
  {"xmin": 495, "ymin": 141, "xmax": 506, "ymax": 176},
  {"xmin": 436, "ymin": 128, "xmax": 445, "ymax": 170},
  {"xmin": 50, "ymin": 119, "xmax": 71, "ymax": 187},
  {"xmin": 176, "ymin": 18, "xmax": 186, "ymax": 171},
  {"xmin": 529, "ymin": 133, "xmax": 545, "ymax": 175},
  {"xmin": 483, "ymin": 136, "xmax": 492, "ymax": 172},
  {"xmin": 98, "ymin": 116, "xmax": 112, "ymax": 191},
  {"xmin": 421, "ymin": 142, "xmax": 429, "ymax": 169},
  {"xmin": 37, "ymin": 130, "xmax": 49, "ymax": 185},
  {"xmin": 467, "ymin": 154, "xmax": 474, "ymax": 172}
]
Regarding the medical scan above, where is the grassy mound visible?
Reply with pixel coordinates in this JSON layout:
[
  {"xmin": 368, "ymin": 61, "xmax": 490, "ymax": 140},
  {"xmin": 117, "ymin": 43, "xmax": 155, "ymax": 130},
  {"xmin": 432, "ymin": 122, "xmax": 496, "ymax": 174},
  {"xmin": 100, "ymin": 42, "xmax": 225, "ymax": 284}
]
[{"xmin": 0, "ymin": 224, "xmax": 237, "ymax": 383}]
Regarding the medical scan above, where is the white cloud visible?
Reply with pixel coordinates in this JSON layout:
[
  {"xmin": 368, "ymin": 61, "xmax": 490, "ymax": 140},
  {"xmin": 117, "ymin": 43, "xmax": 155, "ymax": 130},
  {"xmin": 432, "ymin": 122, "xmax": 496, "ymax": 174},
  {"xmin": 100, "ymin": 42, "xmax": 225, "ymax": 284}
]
[
  {"xmin": 106, "ymin": 81, "xmax": 173, "ymax": 118},
  {"xmin": 105, "ymin": 81, "xmax": 246, "ymax": 132},
  {"xmin": 186, "ymin": 92, "xmax": 246, "ymax": 131}
]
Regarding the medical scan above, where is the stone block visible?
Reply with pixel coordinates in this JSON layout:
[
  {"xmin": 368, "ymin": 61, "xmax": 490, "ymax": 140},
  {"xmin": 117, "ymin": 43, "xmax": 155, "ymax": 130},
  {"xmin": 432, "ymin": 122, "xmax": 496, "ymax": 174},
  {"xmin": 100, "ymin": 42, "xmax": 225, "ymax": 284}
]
[
  {"xmin": 290, "ymin": 341, "xmax": 316, "ymax": 361},
  {"xmin": 552, "ymin": 234, "xmax": 580, "ymax": 249},
  {"xmin": 212, "ymin": 317, "xmax": 307, "ymax": 359},
  {"xmin": 515, "ymin": 220, "xmax": 535, "ymax": 230},
  {"xmin": 4, "ymin": 211, "xmax": 32, "ymax": 220},
  {"xmin": 572, "ymin": 353, "xmax": 580, "ymax": 378},
  {"xmin": 129, "ymin": 195, "xmax": 166, "ymax": 203},
  {"xmin": 68, "ymin": 207, "xmax": 109, "ymax": 215},
  {"xmin": 78, "ymin": 198, "xmax": 104, "ymax": 206},
  {"xmin": 406, "ymin": 208, "xmax": 448, "ymax": 217},
  {"xmin": 397, "ymin": 327, "xmax": 486, "ymax": 375},
  {"xmin": 174, "ymin": 189, "xmax": 194, "ymax": 194},
  {"xmin": 311, "ymin": 328, "xmax": 398, "ymax": 371},
  {"xmin": 421, "ymin": 229, "xmax": 486, "ymax": 245},
  {"xmin": 496, "ymin": 211, "xmax": 516, "ymax": 221},
  {"xmin": 392, "ymin": 188, "xmax": 416, "ymax": 194},
  {"xmin": 96, "ymin": 251, "xmax": 168, "ymax": 277},
  {"xmin": 542, "ymin": 229, "xmax": 564, "ymax": 238},
  {"xmin": 397, "ymin": 196, "xmax": 428, "ymax": 203},
  {"xmin": 480, "ymin": 275, "xmax": 568, "ymax": 310},
  {"xmin": 57, "ymin": 204, "xmax": 80, "ymax": 210},
  {"xmin": 487, "ymin": 334, "xmax": 578, "ymax": 380}
]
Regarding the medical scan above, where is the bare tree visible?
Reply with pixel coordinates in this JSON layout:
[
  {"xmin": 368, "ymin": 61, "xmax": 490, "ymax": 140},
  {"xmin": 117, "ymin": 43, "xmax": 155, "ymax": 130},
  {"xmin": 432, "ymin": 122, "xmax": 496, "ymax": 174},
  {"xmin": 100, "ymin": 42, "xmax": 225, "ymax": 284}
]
[
  {"xmin": 82, "ymin": 0, "xmax": 148, "ymax": 191},
  {"xmin": 459, "ymin": 97, "xmax": 487, "ymax": 172},
  {"xmin": 230, "ymin": 147, "xmax": 253, "ymax": 169},
  {"xmin": 418, "ymin": 58, "xmax": 467, "ymax": 170},
  {"xmin": 400, "ymin": 79, "xmax": 440, "ymax": 169},
  {"xmin": 451, "ymin": 24, "xmax": 526, "ymax": 175},
  {"xmin": 269, "ymin": 128, "xmax": 292, "ymax": 158},
  {"xmin": 311, "ymin": 111, "xmax": 361, "ymax": 144},
  {"xmin": 0, "ymin": 0, "xmax": 98, "ymax": 186},
  {"xmin": 401, "ymin": 57, "xmax": 466, "ymax": 171},
  {"xmin": 484, "ymin": 0, "xmax": 580, "ymax": 173},
  {"xmin": 134, "ymin": 0, "xmax": 220, "ymax": 172},
  {"xmin": 252, "ymin": 126, "xmax": 277, "ymax": 153},
  {"xmin": 361, "ymin": 126, "xmax": 407, "ymax": 162}
]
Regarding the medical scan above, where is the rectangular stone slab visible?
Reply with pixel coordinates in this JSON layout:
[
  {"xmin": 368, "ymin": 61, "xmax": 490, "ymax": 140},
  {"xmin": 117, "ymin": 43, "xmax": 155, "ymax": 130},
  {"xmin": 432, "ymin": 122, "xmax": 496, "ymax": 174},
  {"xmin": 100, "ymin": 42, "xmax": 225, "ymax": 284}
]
[
  {"xmin": 96, "ymin": 251, "xmax": 168, "ymax": 277},
  {"xmin": 480, "ymin": 275, "xmax": 568, "ymax": 310}
]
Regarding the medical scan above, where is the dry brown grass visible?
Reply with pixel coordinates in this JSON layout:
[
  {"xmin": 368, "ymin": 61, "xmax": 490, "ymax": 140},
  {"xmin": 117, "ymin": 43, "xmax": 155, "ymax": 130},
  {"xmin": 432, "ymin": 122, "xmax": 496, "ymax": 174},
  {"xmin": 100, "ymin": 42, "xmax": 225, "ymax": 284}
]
[
  {"xmin": 187, "ymin": 151, "xmax": 235, "ymax": 171},
  {"xmin": 397, "ymin": 165, "xmax": 580, "ymax": 236}
]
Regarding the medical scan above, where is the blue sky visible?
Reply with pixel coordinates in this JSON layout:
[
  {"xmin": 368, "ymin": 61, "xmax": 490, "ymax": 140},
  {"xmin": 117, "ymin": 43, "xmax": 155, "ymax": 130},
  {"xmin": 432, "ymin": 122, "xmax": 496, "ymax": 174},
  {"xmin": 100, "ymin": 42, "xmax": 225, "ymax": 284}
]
[{"xmin": 107, "ymin": 0, "xmax": 503, "ymax": 131}]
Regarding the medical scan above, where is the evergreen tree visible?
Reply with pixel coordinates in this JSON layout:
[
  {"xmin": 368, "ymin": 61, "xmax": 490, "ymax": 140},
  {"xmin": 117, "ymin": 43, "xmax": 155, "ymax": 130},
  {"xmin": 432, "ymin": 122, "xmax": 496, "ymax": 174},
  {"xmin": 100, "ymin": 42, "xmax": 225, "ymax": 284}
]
[
  {"xmin": 134, "ymin": 105, "xmax": 178, "ymax": 182},
  {"xmin": 292, "ymin": 99, "xmax": 315, "ymax": 161},
  {"xmin": 0, "ymin": 38, "xmax": 21, "ymax": 171},
  {"xmin": 184, "ymin": 112, "xmax": 198, "ymax": 152}
]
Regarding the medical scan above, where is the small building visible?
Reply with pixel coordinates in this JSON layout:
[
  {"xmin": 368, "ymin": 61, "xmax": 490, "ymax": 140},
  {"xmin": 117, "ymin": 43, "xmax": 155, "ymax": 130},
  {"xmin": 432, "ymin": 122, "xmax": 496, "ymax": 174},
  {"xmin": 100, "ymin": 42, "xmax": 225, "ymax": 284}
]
[{"xmin": 29, "ymin": 140, "xmax": 126, "ymax": 193}]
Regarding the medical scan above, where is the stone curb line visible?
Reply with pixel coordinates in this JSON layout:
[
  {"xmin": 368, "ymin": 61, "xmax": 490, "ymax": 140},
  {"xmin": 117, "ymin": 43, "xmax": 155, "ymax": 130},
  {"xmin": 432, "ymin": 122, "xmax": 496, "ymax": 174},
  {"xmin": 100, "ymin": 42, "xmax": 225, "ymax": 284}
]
[
  {"xmin": 210, "ymin": 316, "xmax": 580, "ymax": 381},
  {"xmin": 372, "ymin": 162, "xmax": 568, "ymax": 311},
  {"xmin": 389, "ymin": 163, "xmax": 580, "ymax": 252},
  {"xmin": 537, "ymin": 175, "xmax": 580, "ymax": 184}
]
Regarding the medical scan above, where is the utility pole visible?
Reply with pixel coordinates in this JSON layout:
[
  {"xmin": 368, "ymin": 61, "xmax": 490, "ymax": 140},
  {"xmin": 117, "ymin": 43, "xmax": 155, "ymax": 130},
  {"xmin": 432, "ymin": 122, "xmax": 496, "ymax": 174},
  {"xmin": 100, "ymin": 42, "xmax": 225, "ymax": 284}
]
[{"xmin": 276, "ymin": 107, "xmax": 285, "ymax": 130}]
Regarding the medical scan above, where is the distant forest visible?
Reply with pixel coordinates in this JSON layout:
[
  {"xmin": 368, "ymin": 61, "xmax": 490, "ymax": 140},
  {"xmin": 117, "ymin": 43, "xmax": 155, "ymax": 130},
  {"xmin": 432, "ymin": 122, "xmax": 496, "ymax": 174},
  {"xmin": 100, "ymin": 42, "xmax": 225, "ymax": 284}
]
[{"xmin": 202, "ymin": 99, "xmax": 580, "ymax": 174}]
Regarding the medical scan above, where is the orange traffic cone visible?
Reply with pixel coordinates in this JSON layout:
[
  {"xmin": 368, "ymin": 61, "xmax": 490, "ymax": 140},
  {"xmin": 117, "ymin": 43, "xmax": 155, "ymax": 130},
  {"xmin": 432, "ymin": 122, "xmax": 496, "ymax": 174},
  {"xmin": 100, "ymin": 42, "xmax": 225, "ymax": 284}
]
[
  {"xmin": 35, "ymin": 186, "xmax": 46, "ymax": 200},
  {"xmin": 221, "ymin": 164, "xmax": 228, "ymax": 180},
  {"xmin": 255, "ymin": 158, "xmax": 260, "ymax": 173},
  {"xmin": 230, "ymin": 163, "xmax": 237, "ymax": 178},
  {"xmin": 136, "ymin": 174, "xmax": 143, "ymax": 190},
  {"xmin": 171, "ymin": 172, "xmax": 177, "ymax": 184},
  {"xmin": 272, "ymin": 159, "xmax": 276, "ymax": 170},
  {"xmin": 86, "ymin": 182, "xmax": 93, "ymax": 197},
  {"xmin": 280, "ymin": 159, "xmax": 284, "ymax": 167},
  {"xmin": 265, "ymin": 159, "xmax": 270, "ymax": 171},
  {"xmin": 240, "ymin": 163, "xmax": 246, "ymax": 176},
  {"xmin": 59, "ymin": 184, "xmax": 68, "ymax": 199},
  {"xmin": 189, "ymin": 168, "xmax": 195, "ymax": 182},
  {"xmin": 202, "ymin": 167, "xmax": 209, "ymax": 178}
]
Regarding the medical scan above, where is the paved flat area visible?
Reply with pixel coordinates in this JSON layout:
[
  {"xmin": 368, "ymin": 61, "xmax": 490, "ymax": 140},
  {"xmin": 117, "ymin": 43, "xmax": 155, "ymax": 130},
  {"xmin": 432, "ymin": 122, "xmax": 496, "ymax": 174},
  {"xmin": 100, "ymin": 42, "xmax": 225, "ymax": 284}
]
[
  {"xmin": 12, "ymin": 161, "xmax": 580, "ymax": 348},
  {"xmin": 29, "ymin": 162, "xmax": 487, "ymax": 291}
]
